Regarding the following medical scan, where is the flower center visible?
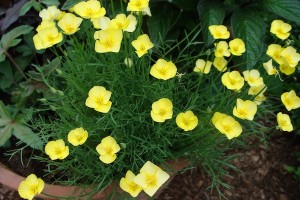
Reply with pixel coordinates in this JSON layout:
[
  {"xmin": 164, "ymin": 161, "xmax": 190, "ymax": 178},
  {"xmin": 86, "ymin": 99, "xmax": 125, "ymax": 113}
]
[
  {"xmin": 105, "ymin": 146, "xmax": 113, "ymax": 154},
  {"xmin": 145, "ymin": 174, "xmax": 158, "ymax": 187}
]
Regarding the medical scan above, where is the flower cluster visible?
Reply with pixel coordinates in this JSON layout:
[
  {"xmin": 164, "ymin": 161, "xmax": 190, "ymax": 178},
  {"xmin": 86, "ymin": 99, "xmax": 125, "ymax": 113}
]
[
  {"xmin": 18, "ymin": 0, "xmax": 300, "ymax": 199},
  {"xmin": 120, "ymin": 161, "xmax": 170, "ymax": 197}
]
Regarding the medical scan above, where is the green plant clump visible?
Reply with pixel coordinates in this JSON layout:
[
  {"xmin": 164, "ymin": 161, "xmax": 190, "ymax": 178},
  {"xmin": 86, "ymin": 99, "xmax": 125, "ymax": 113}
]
[{"xmin": 2, "ymin": 0, "xmax": 300, "ymax": 199}]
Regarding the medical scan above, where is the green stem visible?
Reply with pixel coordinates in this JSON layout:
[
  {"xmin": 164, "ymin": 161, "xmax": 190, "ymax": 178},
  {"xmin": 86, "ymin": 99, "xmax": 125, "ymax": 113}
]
[{"xmin": 4, "ymin": 51, "xmax": 28, "ymax": 80}]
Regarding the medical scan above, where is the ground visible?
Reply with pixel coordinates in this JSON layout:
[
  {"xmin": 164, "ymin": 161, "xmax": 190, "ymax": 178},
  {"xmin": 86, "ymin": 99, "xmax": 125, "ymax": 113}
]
[{"xmin": 1, "ymin": 133, "xmax": 299, "ymax": 200}]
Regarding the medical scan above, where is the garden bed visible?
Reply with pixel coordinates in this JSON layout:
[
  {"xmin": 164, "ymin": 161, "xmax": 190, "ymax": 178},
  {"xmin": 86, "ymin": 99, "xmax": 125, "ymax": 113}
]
[{"xmin": 1, "ymin": 133, "xmax": 299, "ymax": 199}]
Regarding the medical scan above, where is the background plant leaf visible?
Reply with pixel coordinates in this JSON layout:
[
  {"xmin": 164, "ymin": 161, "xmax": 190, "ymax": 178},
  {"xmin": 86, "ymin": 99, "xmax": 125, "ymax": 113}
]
[
  {"xmin": 231, "ymin": 10, "xmax": 267, "ymax": 69},
  {"xmin": 197, "ymin": 0, "xmax": 225, "ymax": 46},
  {"xmin": 0, "ymin": 25, "xmax": 33, "ymax": 51},
  {"xmin": 62, "ymin": 0, "xmax": 83, "ymax": 10},
  {"xmin": 0, "ymin": 0, "xmax": 27, "ymax": 31},
  {"xmin": 260, "ymin": 0, "xmax": 300, "ymax": 23},
  {"xmin": 12, "ymin": 124, "xmax": 43, "ymax": 150},
  {"xmin": 19, "ymin": 0, "xmax": 34, "ymax": 16},
  {"xmin": 41, "ymin": 0, "xmax": 60, "ymax": 7},
  {"xmin": 147, "ymin": 3, "xmax": 177, "ymax": 45},
  {"xmin": 0, "ymin": 124, "xmax": 13, "ymax": 147},
  {"xmin": 0, "ymin": 100, "xmax": 11, "ymax": 119},
  {"xmin": 0, "ymin": 60, "xmax": 14, "ymax": 90}
]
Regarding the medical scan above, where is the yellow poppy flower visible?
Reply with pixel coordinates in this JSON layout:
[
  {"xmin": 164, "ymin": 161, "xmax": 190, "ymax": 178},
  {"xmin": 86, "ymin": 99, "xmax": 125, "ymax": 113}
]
[
  {"xmin": 96, "ymin": 136, "xmax": 121, "ymax": 164},
  {"xmin": 150, "ymin": 59, "xmax": 177, "ymax": 80},
  {"xmin": 120, "ymin": 170, "xmax": 143, "ymax": 197},
  {"xmin": 150, "ymin": 98, "xmax": 173, "ymax": 122},
  {"xmin": 131, "ymin": 34, "xmax": 154, "ymax": 57},
  {"xmin": 277, "ymin": 112, "xmax": 293, "ymax": 132},
  {"xmin": 18, "ymin": 174, "xmax": 44, "ymax": 200},
  {"xmin": 208, "ymin": 25, "xmax": 230, "ymax": 39},
  {"xmin": 45, "ymin": 139, "xmax": 69, "ymax": 160},
  {"xmin": 176, "ymin": 111, "xmax": 198, "ymax": 131},
  {"xmin": 85, "ymin": 86, "xmax": 112, "ymax": 113},
  {"xmin": 270, "ymin": 20, "xmax": 292, "ymax": 40}
]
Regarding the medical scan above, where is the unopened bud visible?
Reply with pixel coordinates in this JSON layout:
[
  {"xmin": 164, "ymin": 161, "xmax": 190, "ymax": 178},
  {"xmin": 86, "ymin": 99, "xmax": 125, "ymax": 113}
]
[
  {"xmin": 50, "ymin": 105, "xmax": 57, "ymax": 111},
  {"xmin": 49, "ymin": 87, "xmax": 57, "ymax": 94},
  {"xmin": 55, "ymin": 69, "xmax": 63, "ymax": 75},
  {"xmin": 57, "ymin": 90, "xmax": 64, "ymax": 96},
  {"xmin": 124, "ymin": 57, "xmax": 133, "ymax": 67},
  {"xmin": 39, "ymin": 98, "xmax": 47, "ymax": 103},
  {"xmin": 120, "ymin": 143, "xmax": 126, "ymax": 149}
]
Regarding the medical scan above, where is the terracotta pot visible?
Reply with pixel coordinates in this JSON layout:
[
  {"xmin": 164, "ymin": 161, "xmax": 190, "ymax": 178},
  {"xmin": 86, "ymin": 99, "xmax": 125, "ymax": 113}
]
[{"xmin": 0, "ymin": 159, "xmax": 188, "ymax": 199}]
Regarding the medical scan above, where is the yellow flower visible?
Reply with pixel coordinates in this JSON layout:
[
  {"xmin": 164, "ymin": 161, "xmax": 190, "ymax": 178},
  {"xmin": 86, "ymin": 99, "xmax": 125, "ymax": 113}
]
[
  {"xmin": 279, "ymin": 63, "xmax": 296, "ymax": 75},
  {"xmin": 233, "ymin": 98, "xmax": 257, "ymax": 121},
  {"xmin": 263, "ymin": 59, "xmax": 278, "ymax": 75},
  {"xmin": 254, "ymin": 93, "xmax": 267, "ymax": 105},
  {"xmin": 208, "ymin": 25, "xmax": 230, "ymax": 39},
  {"xmin": 68, "ymin": 127, "xmax": 88, "ymax": 146},
  {"xmin": 96, "ymin": 136, "xmax": 121, "ymax": 164},
  {"xmin": 277, "ymin": 112, "xmax": 293, "ymax": 132},
  {"xmin": 85, "ymin": 86, "xmax": 112, "ymax": 113},
  {"xmin": 214, "ymin": 41, "xmax": 231, "ymax": 57},
  {"xmin": 221, "ymin": 71, "xmax": 245, "ymax": 91},
  {"xmin": 248, "ymin": 84, "xmax": 267, "ymax": 96},
  {"xmin": 74, "ymin": 0, "xmax": 106, "ymax": 19},
  {"xmin": 270, "ymin": 20, "xmax": 292, "ymax": 40},
  {"xmin": 281, "ymin": 90, "xmax": 300, "ymax": 111},
  {"xmin": 193, "ymin": 59, "xmax": 212, "ymax": 74},
  {"xmin": 39, "ymin": 6, "xmax": 61, "ymax": 21},
  {"xmin": 110, "ymin": 14, "xmax": 137, "ymax": 32},
  {"xmin": 120, "ymin": 170, "xmax": 143, "ymax": 197},
  {"xmin": 280, "ymin": 46, "xmax": 300, "ymax": 68},
  {"xmin": 94, "ymin": 29, "xmax": 123, "ymax": 53},
  {"xmin": 127, "ymin": 0, "xmax": 150, "ymax": 13},
  {"xmin": 150, "ymin": 59, "xmax": 177, "ymax": 80},
  {"xmin": 176, "ymin": 111, "xmax": 198, "ymax": 131},
  {"xmin": 150, "ymin": 98, "xmax": 173, "ymax": 122},
  {"xmin": 91, "ymin": 16, "xmax": 111, "ymax": 29},
  {"xmin": 212, "ymin": 112, "xmax": 242, "ymax": 139},
  {"xmin": 33, "ymin": 26, "xmax": 63, "ymax": 50},
  {"xmin": 45, "ymin": 139, "xmax": 69, "ymax": 160},
  {"xmin": 131, "ymin": 34, "xmax": 154, "ymax": 57},
  {"xmin": 213, "ymin": 57, "xmax": 228, "ymax": 72},
  {"xmin": 229, "ymin": 38, "xmax": 246, "ymax": 56},
  {"xmin": 242, "ymin": 69, "xmax": 264, "ymax": 87},
  {"xmin": 133, "ymin": 161, "xmax": 170, "ymax": 197},
  {"xmin": 36, "ymin": 20, "xmax": 56, "ymax": 32},
  {"xmin": 266, "ymin": 44, "xmax": 285, "ymax": 64},
  {"xmin": 57, "ymin": 13, "xmax": 83, "ymax": 35},
  {"xmin": 18, "ymin": 174, "xmax": 44, "ymax": 200}
]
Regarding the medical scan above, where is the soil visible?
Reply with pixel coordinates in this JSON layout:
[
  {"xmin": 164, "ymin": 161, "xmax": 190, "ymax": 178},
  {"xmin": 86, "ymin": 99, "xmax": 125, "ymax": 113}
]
[{"xmin": 1, "ymin": 133, "xmax": 300, "ymax": 200}]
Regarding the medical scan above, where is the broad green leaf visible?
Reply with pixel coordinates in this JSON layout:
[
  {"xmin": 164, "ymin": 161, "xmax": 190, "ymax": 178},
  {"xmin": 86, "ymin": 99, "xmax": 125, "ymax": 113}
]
[
  {"xmin": 0, "ymin": 119, "xmax": 11, "ymax": 126},
  {"xmin": 260, "ymin": 0, "xmax": 300, "ymax": 23},
  {"xmin": 62, "ymin": 0, "xmax": 83, "ymax": 10},
  {"xmin": 41, "ymin": 0, "xmax": 60, "ymax": 7},
  {"xmin": 12, "ymin": 124, "xmax": 43, "ymax": 150},
  {"xmin": 0, "ymin": 100, "xmax": 11, "ymax": 119},
  {"xmin": 147, "ymin": 3, "xmax": 176, "ymax": 45},
  {"xmin": 0, "ymin": 60, "xmax": 14, "ymax": 90},
  {"xmin": 0, "ymin": 0, "xmax": 27, "ymax": 32},
  {"xmin": 19, "ymin": 0, "xmax": 34, "ymax": 16},
  {"xmin": 0, "ymin": 124, "xmax": 13, "ymax": 147},
  {"xmin": 197, "ymin": 0, "xmax": 225, "ymax": 46},
  {"xmin": 0, "ymin": 48, "xmax": 5, "ymax": 62},
  {"xmin": 0, "ymin": 25, "xmax": 33, "ymax": 51},
  {"xmin": 231, "ymin": 10, "xmax": 267, "ymax": 69}
]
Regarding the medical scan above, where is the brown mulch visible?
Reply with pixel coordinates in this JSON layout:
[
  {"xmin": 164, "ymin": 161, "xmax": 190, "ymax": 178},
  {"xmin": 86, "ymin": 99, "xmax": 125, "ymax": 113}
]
[{"xmin": 1, "ymin": 133, "xmax": 300, "ymax": 200}]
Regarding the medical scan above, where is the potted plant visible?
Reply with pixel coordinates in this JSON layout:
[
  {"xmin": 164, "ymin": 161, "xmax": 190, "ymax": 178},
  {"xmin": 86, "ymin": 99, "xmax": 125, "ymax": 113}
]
[{"xmin": 1, "ymin": 0, "xmax": 300, "ymax": 199}]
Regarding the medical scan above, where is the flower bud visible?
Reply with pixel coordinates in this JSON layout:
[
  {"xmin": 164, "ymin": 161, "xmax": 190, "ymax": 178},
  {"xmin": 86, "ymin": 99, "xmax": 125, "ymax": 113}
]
[
  {"xmin": 124, "ymin": 57, "xmax": 133, "ymax": 67},
  {"xmin": 49, "ymin": 87, "xmax": 57, "ymax": 94}
]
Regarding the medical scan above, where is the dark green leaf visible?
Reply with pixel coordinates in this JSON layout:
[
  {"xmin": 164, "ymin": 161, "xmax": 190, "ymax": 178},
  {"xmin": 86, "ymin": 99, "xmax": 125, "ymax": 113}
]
[
  {"xmin": 197, "ymin": 0, "xmax": 225, "ymax": 46},
  {"xmin": 62, "ymin": 0, "xmax": 83, "ymax": 10},
  {"xmin": 19, "ymin": 0, "xmax": 34, "ymax": 16},
  {"xmin": 41, "ymin": 0, "xmax": 60, "ymax": 6},
  {"xmin": 0, "ymin": 124, "xmax": 13, "ymax": 147},
  {"xmin": 231, "ymin": 10, "xmax": 267, "ymax": 69},
  {"xmin": 0, "ymin": 100, "xmax": 11, "ymax": 119},
  {"xmin": 260, "ymin": 0, "xmax": 300, "ymax": 23},
  {"xmin": 12, "ymin": 124, "xmax": 43, "ymax": 150},
  {"xmin": 0, "ymin": 25, "xmax": 33, "ymax": 51},
  {"xmin": 147, "ymin": 3, "xmax": 177, "ymax": 45},
  {"xmin": 0, "ymin": 60, "xmax": 14, "ymax": 90}
]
